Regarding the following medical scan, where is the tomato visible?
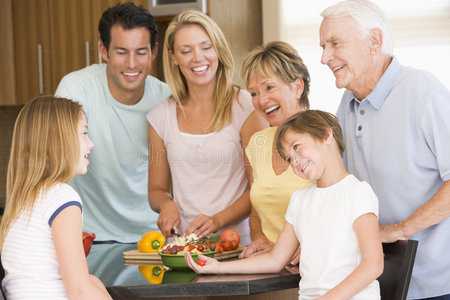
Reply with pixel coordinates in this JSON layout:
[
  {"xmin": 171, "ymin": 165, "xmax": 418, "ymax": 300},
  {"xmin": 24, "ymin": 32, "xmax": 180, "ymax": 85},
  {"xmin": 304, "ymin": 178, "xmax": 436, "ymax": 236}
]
[
  {"xmin": 196, "ymin": 259, "xmax": 206, "ymax": 266},
  {"xmin": 220, "ymin": 229, "xmax": 240, "ymax": 245},
  {"xmin": 82, "ymin": 232, "xmax": 96, "ymax": 256},
  {"xmin": 230, "ymin": 239, "xmax": 239, "ymax": 250},
  {"xmin": 215, "ymin": 244, "xmax": 224, "ymax": 254},
  {"xmin": 222, "ymin": 240, "xmax": 232, "ymax": 251}
]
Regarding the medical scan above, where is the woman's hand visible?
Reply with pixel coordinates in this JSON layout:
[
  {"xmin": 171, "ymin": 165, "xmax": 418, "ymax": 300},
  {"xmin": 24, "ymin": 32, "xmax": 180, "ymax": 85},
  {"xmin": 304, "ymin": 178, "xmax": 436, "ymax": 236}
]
[
  {"xmin": 158, "ymin": 201, "xmax": 181, "ymax": 237},
  {"xmin": 185, "ymin": 214, "xmax": 220, "ymax": 238},
  {"xmin": 239, "ymin": 238, "xmax": 274, "ymax": 259}
]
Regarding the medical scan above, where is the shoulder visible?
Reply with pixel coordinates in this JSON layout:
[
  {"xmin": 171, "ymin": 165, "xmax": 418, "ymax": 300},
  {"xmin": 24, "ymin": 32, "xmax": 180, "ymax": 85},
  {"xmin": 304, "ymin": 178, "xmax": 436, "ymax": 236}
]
[
  {"xmin": 248, "ymin": 127, "xmax": 276, "ymax": 148},
  {"xmin": 46, "ymin": 183, "xmax": 81, "ymax": 202},
  {"xmin": 147, "ymin": 97, "xmax": 173, "ymax": 118},
  {"xmin": 145, "ymin": 75, "xmax": 171, "ymax": 96}
]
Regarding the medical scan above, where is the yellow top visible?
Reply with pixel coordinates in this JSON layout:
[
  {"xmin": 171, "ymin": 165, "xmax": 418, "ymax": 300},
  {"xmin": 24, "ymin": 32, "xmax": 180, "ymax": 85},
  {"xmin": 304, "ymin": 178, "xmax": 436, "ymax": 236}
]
[{"xmin": 246, "ymin": 127, "xmax": 312, "ymax": 242}]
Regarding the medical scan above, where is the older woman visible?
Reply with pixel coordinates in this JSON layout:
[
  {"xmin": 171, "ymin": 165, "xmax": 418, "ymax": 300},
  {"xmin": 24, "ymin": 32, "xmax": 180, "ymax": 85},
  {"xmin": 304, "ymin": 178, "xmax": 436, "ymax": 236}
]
[{"xmin": 240, "ymin": 42, "xmax": 313, "ymax": 263}]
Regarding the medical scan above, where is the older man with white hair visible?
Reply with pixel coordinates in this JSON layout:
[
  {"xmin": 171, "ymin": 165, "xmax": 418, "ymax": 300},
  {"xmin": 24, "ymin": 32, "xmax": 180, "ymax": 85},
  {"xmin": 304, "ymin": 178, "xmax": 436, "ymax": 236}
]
[{"xmin": 319, "ymin": 0, "xmax": 450, "ymax": 299}]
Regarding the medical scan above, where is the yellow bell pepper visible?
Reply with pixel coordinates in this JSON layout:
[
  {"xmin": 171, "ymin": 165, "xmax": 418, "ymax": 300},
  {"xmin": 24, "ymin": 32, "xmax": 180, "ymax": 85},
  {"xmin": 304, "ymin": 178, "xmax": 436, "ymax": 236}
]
[
  {"xmin": 139, "ymin": 265, "xmax": 165, "ymax": 284},
  {"xmin": 138, "ymin": 231, "xmax": 166, "ymax": 253}
]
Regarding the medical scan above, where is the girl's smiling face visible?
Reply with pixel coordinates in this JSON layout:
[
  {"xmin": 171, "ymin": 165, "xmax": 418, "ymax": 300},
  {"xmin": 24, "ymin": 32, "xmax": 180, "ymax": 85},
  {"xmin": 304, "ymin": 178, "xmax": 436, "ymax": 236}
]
[
  {"xmin": 282, "ymin": 129, "xmax": 326, "ymax": 182},
  {"xmin": 75, "ymin": 113, "xmax": 94, "ymax": 176}
]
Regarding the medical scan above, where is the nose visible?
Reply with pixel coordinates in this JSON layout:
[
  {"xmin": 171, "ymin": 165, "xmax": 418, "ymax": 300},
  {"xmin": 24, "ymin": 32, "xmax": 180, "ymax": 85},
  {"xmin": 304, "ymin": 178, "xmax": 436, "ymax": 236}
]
[
  {"xmin": 321, "ymin": 46, "xmax": 332, "ymax": 65},
  {"xmin": 192, "ymin": 48, "xmax": 203, "ymax": 62},
  {"xmin": 88, "ymin": 136, "xmax": 94, "ymax": 149},
  {"xmin": 126, "ymin": 53, "xmax": 137, "ymax": 69}
]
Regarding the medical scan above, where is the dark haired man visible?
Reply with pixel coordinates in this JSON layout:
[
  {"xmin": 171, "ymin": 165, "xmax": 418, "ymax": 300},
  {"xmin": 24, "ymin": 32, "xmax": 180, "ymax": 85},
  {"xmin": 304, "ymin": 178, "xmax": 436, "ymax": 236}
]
[{"xmin": 56, "ymin": 3, "xmax": 170, "ymax": 242}]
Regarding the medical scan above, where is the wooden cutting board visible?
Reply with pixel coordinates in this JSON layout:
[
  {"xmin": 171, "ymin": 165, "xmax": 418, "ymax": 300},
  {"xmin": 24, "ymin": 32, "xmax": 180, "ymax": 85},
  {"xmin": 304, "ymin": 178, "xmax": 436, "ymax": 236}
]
[{"xmin": 123, "ymin": 247, "xmax": 243, "ymax": 264}]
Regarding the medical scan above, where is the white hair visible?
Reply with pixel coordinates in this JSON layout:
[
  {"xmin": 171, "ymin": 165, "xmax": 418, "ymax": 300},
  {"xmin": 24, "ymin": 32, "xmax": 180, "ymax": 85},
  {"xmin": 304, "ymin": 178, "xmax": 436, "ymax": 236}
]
[{"xmin": 321, "ymin": 0, "xmax": 394, "ymax": 55}]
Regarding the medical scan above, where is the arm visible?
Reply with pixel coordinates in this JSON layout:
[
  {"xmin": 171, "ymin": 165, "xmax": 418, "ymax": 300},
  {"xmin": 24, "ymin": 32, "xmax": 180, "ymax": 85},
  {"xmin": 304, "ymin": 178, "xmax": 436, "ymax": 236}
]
[
  {"xmin": 52, "ymin": 206, "xmax": 112, "ymax": 300},
  {"xmin": 319, "ymin": 213, "xmax": 384, "ymax": 300},
  {"xmin": 381, "ymin": 180, "xmax": 450, "ymax": 242},
  {"xmin": 148, "ymin": 124, "xmax": 180, "ymax": 237},
  {"xmin": 186, "ymin": 110, "xmax": 268, "ymax": 238},
  {"xmin": 186, "ymin": 222, "xmax": 299, "ymax": 274}
]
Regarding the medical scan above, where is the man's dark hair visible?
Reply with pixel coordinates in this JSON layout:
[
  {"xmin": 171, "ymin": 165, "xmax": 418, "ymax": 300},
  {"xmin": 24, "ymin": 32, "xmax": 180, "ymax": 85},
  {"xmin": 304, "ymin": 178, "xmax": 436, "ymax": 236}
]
[{"xmin": 98, "ymin": 2, "xmax": 158, "ymax": 51}]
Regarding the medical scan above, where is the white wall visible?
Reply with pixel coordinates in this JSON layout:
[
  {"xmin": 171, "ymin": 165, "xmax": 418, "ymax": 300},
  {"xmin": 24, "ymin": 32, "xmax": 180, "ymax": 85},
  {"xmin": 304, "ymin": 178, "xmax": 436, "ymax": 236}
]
[{"xmin": 262, "ymin": 0, "xmax": 450, "ymax": 113}]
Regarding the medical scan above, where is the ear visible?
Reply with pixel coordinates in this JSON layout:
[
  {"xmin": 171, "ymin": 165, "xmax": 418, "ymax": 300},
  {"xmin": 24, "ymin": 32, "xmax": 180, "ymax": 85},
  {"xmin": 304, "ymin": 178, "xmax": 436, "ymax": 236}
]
[
  {"xmin": 99, "ymin": 42, "xmax": 109, "ymax": 63},
  {"xmin": 369, "ymin": 28, "xmax": 383, "ymax": 54},
  {"xmin": 293, "ymin": 78, "xmax": 305, "ymax": 100},
  {"xmin": 151, "ymin": 42, "xmax": 158, "ymax": 62},
  {"xmin": 325, "ymin": 127, "xmax": 334, "ymax": 145}
]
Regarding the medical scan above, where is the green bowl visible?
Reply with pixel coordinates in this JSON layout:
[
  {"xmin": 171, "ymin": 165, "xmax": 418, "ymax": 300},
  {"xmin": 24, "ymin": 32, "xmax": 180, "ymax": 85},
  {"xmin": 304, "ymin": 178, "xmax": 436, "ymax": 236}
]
[{"xmin": 159, "ymin": 251, "xmax": 215, "ymax": 270}]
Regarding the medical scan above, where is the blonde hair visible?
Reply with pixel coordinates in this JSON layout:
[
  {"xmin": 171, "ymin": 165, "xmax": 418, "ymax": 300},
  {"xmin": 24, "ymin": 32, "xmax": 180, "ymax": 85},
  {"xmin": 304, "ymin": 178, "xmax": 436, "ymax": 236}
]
[
  {"xmin": 241, "ymin": 41, "xmax": 311, "ymax": 109},
  {"xmin": 0, "ymin": 96, "xmax": 83, "ymax": 249},
  {"xmin": 163, "ymin": 9, "xmax": 237, "ymax": 133},
  {"xmin": 275, "ymin": 110, "xmax": 345, "ymax": 160}
]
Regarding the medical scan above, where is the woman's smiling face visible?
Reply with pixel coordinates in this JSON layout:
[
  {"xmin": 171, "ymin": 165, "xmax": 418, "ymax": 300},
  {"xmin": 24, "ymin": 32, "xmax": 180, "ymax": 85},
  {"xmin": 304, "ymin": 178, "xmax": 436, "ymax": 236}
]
[
  {"xmin": 247, "ymin": 73, "xmax": 305, "ymax": 127},
  {"xmin": 170, "ymin": 24, "xmax": 219, "ymax": 89}
]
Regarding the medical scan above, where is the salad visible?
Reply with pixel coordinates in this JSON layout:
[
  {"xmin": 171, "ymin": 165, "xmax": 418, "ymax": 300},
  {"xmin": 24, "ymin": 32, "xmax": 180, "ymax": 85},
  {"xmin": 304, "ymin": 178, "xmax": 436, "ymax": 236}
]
[{"xmin": 160, "ymin": 233, "xmax": 215, "ymax": 255}]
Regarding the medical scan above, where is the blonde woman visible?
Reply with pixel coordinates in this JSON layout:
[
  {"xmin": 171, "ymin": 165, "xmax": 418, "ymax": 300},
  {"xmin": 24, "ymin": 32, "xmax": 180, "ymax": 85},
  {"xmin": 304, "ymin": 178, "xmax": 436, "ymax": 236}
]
[
  {"xmin": 239, "ymin": 42, "xmax": 313, "ymax": 263},
  {"xmin": 0, "ymin": 96, "xmax": 111, "ymax": 299},
  {"xmin": 147, "ymin": 10, "xmax": 267, "ymax": 244}
]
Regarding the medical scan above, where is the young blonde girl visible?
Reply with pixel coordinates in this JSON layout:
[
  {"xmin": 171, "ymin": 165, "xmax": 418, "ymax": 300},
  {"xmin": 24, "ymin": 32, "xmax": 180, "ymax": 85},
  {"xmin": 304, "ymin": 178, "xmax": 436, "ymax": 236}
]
[
  {"xmin": 0, "ymin": 96, "xmax": 111, "ymax": 299},
  {"xmin": 186, "ymin": 110, "xmax": 384, "ymax": 300}
]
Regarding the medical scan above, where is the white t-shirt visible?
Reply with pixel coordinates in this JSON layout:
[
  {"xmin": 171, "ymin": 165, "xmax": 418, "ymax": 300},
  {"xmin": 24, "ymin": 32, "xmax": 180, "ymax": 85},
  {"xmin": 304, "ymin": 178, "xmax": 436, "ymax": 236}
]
[
  {"xmin": 55, "ymin": 63, "xmax": 171, "ymax": 242},
  {"xmin": 1, "ymin": 184, "xmax": 82, "ymax": 299},
  {"xmin": 285, "ymin": 175, "xmax": 380, "ymax": 300}
]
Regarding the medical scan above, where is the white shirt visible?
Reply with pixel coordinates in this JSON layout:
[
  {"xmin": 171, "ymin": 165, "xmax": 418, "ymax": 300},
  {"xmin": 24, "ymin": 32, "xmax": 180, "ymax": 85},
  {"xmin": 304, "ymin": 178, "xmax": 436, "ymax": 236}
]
[
  {"xmin": 286, "ymin": 175, "xmax": 380, "ymax": 300},
  {"xmin": 1, "ymin": 184, "xmax": 82, "ymax": 300}
]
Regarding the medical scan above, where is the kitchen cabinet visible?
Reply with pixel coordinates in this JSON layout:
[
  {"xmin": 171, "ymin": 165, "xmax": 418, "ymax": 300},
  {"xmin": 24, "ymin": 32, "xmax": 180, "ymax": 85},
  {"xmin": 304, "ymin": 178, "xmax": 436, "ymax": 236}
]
[
  {"xmin": 1, "ymin": 0, "xmax": 262, "ymax": 105},
  {"xmin": 10, "ymin": 0, "xmax": 149, "ymax": 105}
]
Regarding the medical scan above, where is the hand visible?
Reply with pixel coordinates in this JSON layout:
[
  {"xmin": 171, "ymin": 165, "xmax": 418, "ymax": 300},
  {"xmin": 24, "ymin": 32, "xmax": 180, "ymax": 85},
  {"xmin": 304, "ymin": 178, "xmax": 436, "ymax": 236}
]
[
  {"xmin": 184, "ymin": 252, "xmax": 219, "ymax": 274},
  {"xmin": 238, "ymin": 238, "xmax": 274, "ymax": 259},
  {"xmin": 157, "ymin": 201, "xmax": 180, "ymax": 237},
  {"xmin": 380, "ymin": 222, "xmax": 408, "ymax": 243},
  {"xmin": 289, "ymin": 246, "xmax": 301, "ymax": 265},
  {"xmin": 185, "ymin": 214, "xmax": 220, "ymax": 238}
]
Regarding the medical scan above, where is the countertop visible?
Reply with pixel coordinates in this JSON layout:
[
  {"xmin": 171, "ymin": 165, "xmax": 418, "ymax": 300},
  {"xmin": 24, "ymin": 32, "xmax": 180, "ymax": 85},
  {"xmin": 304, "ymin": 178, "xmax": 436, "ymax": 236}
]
[{"xmin": 88, "ymin": 243, "xmax": 300, "ymax": 300}]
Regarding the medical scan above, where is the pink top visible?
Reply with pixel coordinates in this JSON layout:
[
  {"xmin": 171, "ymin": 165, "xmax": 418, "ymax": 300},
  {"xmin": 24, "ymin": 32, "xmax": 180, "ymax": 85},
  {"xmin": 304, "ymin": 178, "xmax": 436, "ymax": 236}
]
[{"xmin": 147, "ymin": 93, "xmax": 254, "ymax": 244}]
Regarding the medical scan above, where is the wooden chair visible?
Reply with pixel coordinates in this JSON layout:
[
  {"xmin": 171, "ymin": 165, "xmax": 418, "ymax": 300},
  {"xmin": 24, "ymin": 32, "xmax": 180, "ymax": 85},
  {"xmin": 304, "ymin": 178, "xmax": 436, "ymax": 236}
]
[{"xmin": 379, "ymin": 239, "xmax": 418, "ymax": 300}]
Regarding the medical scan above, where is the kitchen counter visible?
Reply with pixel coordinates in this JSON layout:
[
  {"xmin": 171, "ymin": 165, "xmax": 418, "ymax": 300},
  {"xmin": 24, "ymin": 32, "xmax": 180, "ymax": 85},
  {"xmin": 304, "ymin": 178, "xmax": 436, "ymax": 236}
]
[{"xmin": 88, "ymin": 243, "xmax": 300, "ymax": 300}]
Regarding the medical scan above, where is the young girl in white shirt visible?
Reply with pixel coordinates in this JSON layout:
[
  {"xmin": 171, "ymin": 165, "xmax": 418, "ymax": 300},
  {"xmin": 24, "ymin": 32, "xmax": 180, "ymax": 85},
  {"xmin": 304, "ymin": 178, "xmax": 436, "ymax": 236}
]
[
  {"xmin": 0, "ymin": 96, "xmax": 112, "ymax": 299},
  {"xmin": 185, "ymin": 110, "xmax": 384, "ymax": 300}
]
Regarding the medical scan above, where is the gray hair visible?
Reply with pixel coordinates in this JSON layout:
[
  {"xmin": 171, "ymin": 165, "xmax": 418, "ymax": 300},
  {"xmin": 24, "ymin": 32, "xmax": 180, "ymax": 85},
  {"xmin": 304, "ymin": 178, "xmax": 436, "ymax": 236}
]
[{"xmin": 321, "ymin": 0, "xmax": 394, "ymax": 55}]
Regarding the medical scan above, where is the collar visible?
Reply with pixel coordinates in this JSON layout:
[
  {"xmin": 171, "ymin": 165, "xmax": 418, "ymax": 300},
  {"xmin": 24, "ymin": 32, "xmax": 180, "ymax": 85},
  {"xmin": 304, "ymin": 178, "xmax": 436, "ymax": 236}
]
[{"xmin": 348, "ymin": 56, "xmax": 403, "ymax": 111}]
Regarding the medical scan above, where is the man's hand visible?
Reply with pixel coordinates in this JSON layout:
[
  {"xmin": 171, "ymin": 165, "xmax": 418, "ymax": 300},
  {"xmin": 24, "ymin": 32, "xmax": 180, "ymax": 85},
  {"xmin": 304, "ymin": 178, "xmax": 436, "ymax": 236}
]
[{"xmin": 380, "ymin": 222, "xmax": 408, "ymax": 243}]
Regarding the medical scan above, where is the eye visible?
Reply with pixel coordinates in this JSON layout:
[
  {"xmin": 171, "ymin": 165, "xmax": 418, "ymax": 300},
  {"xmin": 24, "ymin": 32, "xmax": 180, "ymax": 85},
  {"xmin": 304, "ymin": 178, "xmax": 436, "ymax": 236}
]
[
  {"xmin": 250, "ymin": 92, "xmax": 258, "ymax": 97},
  {"xmin": 202, "ymin": 44, "xmax": 212, "ymax": 50},
  {"xmin": 137, "ymin": 50, "xmax": 148, "ymax": 56},
  {"xmin": 266, "ymin": 85, "xmax": 274, "ymax": 91}
]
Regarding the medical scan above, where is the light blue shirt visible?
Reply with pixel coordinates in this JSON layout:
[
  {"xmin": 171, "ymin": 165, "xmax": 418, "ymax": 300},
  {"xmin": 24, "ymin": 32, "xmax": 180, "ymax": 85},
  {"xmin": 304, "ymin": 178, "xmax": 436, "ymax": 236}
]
[
  {"xmin": 337, "ymin": 57, "xmax": 450, "ymax": 299},
  {"xmin": 56, "ymin": 64, "xmax": 171, "ymax": 242}
]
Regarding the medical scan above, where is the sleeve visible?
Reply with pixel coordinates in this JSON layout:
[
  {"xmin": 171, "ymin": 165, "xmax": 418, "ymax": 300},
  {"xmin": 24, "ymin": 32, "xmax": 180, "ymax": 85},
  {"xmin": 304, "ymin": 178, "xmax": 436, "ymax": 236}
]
[
  {"xmin": 285, "ymin": 189, "xmax": 301, "ymax": 225},
  {"xmin": 346, "ymin": 181, "xmax": 379, "ymax": 224},
  {"xmin": 42, "ymin": 184, "xmax": 82, "ymax": 227},
  {"xmin": 418, "ymin": 75, "xmax": 450, "ymax": 181},
  {"xmin": 146, "ymin": 99, "xmax": 170, "ymax": 139},
  {"xmin": 55, "ymin": 73, "xmax": 90, "ymax": 116}
]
